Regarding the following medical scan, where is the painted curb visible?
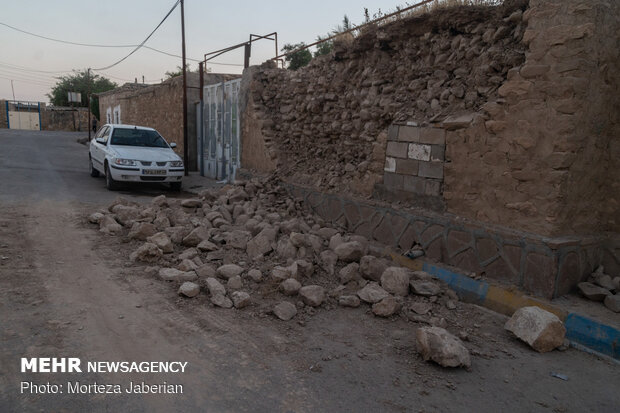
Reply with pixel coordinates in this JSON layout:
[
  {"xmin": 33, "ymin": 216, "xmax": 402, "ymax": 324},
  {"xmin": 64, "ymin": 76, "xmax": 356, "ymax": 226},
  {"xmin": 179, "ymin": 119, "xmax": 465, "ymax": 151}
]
[{"xmin": 392, "ymin": 253, "xmax": 619, "ymax": 361}]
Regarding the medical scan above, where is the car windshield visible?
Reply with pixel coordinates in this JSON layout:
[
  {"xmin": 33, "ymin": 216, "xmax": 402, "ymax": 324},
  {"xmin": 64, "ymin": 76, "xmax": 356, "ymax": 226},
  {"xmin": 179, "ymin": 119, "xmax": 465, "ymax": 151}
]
[{"xmin": 110, "ymin": 128, "xmax": 169, "ymax": 148}]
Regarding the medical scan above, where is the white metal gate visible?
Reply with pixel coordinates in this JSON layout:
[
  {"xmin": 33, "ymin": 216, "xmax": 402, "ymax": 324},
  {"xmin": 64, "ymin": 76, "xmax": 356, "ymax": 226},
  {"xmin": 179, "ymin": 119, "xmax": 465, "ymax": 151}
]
[{"xmin": 199, "ymin": 79, "xmax": 241, "ymax": 181}]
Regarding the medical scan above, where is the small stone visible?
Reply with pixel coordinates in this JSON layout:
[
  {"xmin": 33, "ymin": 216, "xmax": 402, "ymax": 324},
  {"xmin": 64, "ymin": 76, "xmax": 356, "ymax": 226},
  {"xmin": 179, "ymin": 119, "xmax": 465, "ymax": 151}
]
[
  {"xmin": 299, "ymin": 285, "xmax": 325, "ymax": 307},
  {"xmin": 593, "ymin": 274, "xmax": 616, "ymax": 292},
  {"xmin": 178, "ymin": 248, "xmax": 198, "ymax": 260},
  {"xmin": 178, "ymin": 282, "xmax": 200, "ymax": 298},
  {"xmin": 505, "ymin": 306, "xmax": 566, "ymax": 353},
  {"xmin": 159, "ymin": 268, "xmax": 197, "ymax": 282},
  {"xmin": 295, "ymin": 259, "xmax": 314, "ymax": 277},
  {"xmin": 320, "ymin": 250, "xmax": 338, "ymax": 275},
  {"xmin": 280, "ymin": 278, "xmax": 302, "ymax": 296},
  {"xmin": 359, "ymin": 255, "xmax": 390, "ymax": 282},
  {"xmin": 99, "ymin": 215, "xmax": 123, "ymax": 235},
  {"xmin": 381, "ymin": 267, "xmax": 411, "ymax": 296},
  {"xmin": 247, "ymin": 269, "xmax": 263, "ymax": 282},
  {"xmin": 88, "ymin": 212, "xmax": 104, "ymax": 224},
  {"xmin": 147, "ymin": 232, "xmax": 174, "ymax": 253},
  {"xmin": 339, "ymin": 295, "xmax": 361, "ymax": 308},
  {"xmin": 205, "ymin": 277, "xmax": 226, "ymax": 296},
  {"xmin": 273, "ymin": 302, "xmax": 297, "ymax": 321},
  {"xmin": 231, "ymin": 291, "xmax": 251, "ymax": 309},
  {"xmin": 410, "ymin": 302, "xmax": 432, "ymax": 315},
  {"xmin": 577, "ymin": 282, "xmax": 611, "ymax": 301},
  {"xmin": 197, "ymin": 240, "xmax": 219, "ymax": 252},
  {"xmin": 227, "ymin": 275, "xmax": 243, "ymax": 290},
  {"xmin": 196, "ymin": 264, "xmax": 215, "ymax": 278},
  {"xmin": 178, "ymin": 259, "xmax": 197, "ymax": 272},
  {"xmin": 357, "ymin": 282, "xmax": 390, "ymax": 304},
  {"xmin": 128, "ymin": 222, "xmax": 157, "ymax": 241},
  {"xmin": 211, "ymin": 294, "xmax": 233, "ymax": 309},
  {"xmin": 604, "ymin": 294, "xmax": 620, "ymax": 313},
  {"xmin": 334, "ymin": 241, "xmax": 365, "ymax": 262},
  {"xmin": 445, "ymin": 300, "xmax": 457, "ymax": 310},
  {"xmin": 372, "ymin": 296, "xmax": 403, "ymax": 317},
  {"xmin": 130, "ymin": 243, "xmax": 162, "ymax": 262},
  {"xmin": 416, "ymin": 326, "xmax": 471, "ymax": 368},
  {"xmin": 181, "ymin": 198, "xmax": 202, "ymax": 208},
  {"xmin": 339, "ymin": 263, "xmax": 360, "ymax": 283},
  {"xmin": 410, "ymin": 280, "xmax": 441, "ymax": 296},
  {"xmin": 271, "ymin": 266, "xmax": 290, "ymax": 281},
  {"xmin": 216, "ymin": 264, "xmax": 244, "ymax": 280},
  {"xmin": 182, "ymin": 226, "xmax": 211, "ymax": 247}
]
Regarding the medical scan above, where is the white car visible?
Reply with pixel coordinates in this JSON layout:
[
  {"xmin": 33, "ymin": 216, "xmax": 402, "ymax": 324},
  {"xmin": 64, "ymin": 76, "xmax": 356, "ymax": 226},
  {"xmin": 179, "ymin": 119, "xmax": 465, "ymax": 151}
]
[{"xmin": 89, "ymin": 124, "xmax": 184, "ymax": 191}]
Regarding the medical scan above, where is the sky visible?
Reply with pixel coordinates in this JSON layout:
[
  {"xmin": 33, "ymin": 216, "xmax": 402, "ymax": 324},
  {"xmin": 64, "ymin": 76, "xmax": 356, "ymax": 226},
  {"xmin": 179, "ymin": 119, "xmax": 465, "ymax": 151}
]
[{"xmin": 0, "ymin": 0, "xmax": 409, "ymax": 103}]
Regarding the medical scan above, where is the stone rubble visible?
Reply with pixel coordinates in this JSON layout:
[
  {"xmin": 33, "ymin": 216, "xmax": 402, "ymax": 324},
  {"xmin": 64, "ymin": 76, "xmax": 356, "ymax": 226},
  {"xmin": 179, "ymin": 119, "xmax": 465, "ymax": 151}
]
[
  {"xmin": 415, "ymin": 326, "xmax": 471, "ymax": 368},
  {"xmin": 578, "ymin": 266, "xmax": 619, "ymax": 312},
  {"xmin": 504, "ymin": 306, "xmax": 566, "ymax": 353}
]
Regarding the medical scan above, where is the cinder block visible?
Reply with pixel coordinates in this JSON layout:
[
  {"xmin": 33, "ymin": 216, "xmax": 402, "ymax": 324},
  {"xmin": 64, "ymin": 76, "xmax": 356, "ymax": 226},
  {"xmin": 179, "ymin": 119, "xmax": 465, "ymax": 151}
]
[
  {"xmin": 419, "ymin": 127, "xmax": 446, "ymax": 145},
  {"xmin": 384, "ymin": 157, "xmax": 396, "ymax": 172},
  {"xmin": 383, "ymin": 172, "xmax": 404, "ymax": 190},
  {"xmin": 431, "ymin": 144, "xmax": 445, "ymax": 161},
  {"xmin": 386, "ymin": 142, "xmax": 409, "ymax": 159},
  {"xmin": 398, "ymin": 126, "xmax": 420, "ymax": 142},
  {"xmin": 418, "ymin": 161, "xmax": 444, "ymax": 179},
  {"xmin": 408, "ymin": 143, "xmax": 431, "ymax": 161},
  {"xmin": 388, "ymin": 124, "xmax": 399, "ymax": 141},
  {"xmin": 425, "ymin": 180, "xmax": 442, "ymax": 196},
  {"xmin": 403, "ymin": 175, "xmax": 425, "ymax": 194},
  {"xmin": 396, "ymin": 159, "xmax": 419, "ymax": 175}
]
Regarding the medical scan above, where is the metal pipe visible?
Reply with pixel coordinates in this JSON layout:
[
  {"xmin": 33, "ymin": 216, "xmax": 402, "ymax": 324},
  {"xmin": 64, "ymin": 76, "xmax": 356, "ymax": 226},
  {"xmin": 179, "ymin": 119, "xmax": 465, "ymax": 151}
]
[
  {"xmin": 181, "ymin": 0, "xmax": 189, "ymax": 176},
  {"xmin": 199, "ymin": 62, "xmax": 205, "ymax": 177}
]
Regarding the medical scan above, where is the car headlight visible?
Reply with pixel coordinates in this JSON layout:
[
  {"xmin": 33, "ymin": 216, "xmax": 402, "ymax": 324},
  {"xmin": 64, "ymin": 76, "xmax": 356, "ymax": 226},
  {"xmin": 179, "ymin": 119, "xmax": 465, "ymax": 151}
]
[
  {"xmin": 113, "ymin": 158, "xmax": 136, "ymax": 166},
  {"xmin": 169, "ymin": 161, "xmax": 184, "ymax": 167}
]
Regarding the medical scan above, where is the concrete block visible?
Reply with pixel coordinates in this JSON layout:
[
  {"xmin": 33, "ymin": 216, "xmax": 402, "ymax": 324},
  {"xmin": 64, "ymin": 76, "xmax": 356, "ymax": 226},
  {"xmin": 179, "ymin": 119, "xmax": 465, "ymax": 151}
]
[
  {"xmin": 425, "ymin": 180, "xmax": 442, "ymax": 196},
  {"xmin": 430, "ymin": 145, "xmax": 445, "ymax": 161},
  {"xmin": 388, "ymin": 124, "xmax": 399, "ymax": 141},
  {"xmin": 386, "ymin": 142, "xmax": 409, "ymax": 159},
  {"xmin": 397, "ymin": 126, "xmax": 420, "ymax": 142},
  {"xmin": 383, "ymin": 172, "xmax": 404, "ymax": 190},
  {"xmin": 419, "ymin": 161, "xmax": 444, "ymax": 179},
  {"xmin": 384, "ymin": 157, "xmax": 396, "ymax": 172},
  {"xmin": 396, "ymin": 159, "xmax": 419, "ymax": 175},
  {"xmin": 419, "ymin": 127, "xmax": 446, "ymax": 145},
  {"xmin": 408, "ymin": 143, "xmax": 431, "ymax": 161},
  {"xmin": 403, "ymin": 176, "xmax": 425, "ymax": 194}
]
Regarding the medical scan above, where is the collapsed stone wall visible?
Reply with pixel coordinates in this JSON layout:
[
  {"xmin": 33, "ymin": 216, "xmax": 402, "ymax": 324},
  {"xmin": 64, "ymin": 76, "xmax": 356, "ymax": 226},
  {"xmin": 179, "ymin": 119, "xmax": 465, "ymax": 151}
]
[{"xmin": 244, "ymin": 3, "xmax": 527, "ymax": 197}]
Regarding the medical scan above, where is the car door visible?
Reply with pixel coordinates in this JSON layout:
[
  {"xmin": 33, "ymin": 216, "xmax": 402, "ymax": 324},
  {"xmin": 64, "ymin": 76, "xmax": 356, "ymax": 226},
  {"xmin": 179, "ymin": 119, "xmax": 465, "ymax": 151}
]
[{"xmin": 91, "ymin": 126, "xmax": 111, "ymax": 171}]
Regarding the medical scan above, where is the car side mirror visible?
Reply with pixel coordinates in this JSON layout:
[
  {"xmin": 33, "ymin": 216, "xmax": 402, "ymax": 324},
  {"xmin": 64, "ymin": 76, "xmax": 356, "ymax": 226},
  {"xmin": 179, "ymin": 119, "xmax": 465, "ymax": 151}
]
[
  {"xmin": 169, "ymin": 143, "xmax": 177, "ymax": 149},
  {"xmin": 95, "ymin": 138, "xmax": 105, "ymax": 144}
]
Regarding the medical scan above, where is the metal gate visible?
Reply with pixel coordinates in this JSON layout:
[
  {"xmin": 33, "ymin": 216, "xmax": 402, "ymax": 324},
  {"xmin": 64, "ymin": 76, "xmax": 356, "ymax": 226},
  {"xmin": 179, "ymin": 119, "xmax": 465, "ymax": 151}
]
[
  {"xmin": 5, "ymin": 101, "xmax": 41, "ymax": 130},
  {"xmin": 198, "ymin": 79, "xmax": 241, "ymax": 181}
]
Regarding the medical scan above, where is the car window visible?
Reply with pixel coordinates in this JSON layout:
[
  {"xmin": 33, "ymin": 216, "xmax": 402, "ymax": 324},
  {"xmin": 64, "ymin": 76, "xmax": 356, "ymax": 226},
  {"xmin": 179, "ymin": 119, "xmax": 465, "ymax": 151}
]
[
  {"xmin": 100, "ymin": 127, "xmax": 111, "ymax": 144},
  {"xmin": 94, "ymin": 126, "xmax": 106, "ymax": 140},
  {"xmin": 110, "ymin": 128, "xmax": 169, "ymax": 148}
]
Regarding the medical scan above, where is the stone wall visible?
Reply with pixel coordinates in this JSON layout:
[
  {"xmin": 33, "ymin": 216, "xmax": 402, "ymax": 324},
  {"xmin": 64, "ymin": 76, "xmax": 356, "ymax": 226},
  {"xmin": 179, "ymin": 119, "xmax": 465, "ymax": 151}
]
[
  {"xmin": 41, "ymin": 106, "xmax": 89, "ymax": 131},
  {"xmin": 0, "ymin": 101, "xmax": 7, "ymax": 128},
  {"xmin": 239, "ymin": 0, "xmax": 619, "ymax": 298}
]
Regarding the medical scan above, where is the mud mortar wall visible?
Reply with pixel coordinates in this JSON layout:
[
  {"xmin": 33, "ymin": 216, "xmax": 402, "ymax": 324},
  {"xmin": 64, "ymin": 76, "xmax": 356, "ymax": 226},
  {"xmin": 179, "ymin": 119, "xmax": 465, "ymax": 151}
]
[{"xmin": 240, "ymin": 0, "xmax": 619, "ymax": 297}]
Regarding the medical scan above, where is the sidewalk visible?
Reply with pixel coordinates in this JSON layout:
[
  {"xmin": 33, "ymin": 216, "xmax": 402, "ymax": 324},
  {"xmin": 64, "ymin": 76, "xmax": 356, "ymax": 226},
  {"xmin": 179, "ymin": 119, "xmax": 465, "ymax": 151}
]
[{"xmin": 182, "ymin": 172, "xmax": 223, "ymax": 194}]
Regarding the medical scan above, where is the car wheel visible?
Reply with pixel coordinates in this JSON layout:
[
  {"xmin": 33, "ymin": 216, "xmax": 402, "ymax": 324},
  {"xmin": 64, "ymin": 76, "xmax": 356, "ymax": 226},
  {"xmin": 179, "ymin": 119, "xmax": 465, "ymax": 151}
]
[
  {"xmin": 170, "ymin": 182, "xmax": 182, "ymax": 192},
  {"xmin": 89, "ymin": 156, "xmax": 99, "ymax": 177},
  {"xmin": 105, "ymin": 163, "xmax": 119, "ymax": 191}
]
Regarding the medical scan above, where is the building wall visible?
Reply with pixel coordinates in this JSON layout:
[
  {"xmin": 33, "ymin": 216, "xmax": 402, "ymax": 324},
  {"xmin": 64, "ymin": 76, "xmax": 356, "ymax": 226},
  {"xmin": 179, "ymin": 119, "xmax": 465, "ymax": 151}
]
[
  {"xmin": 98, "ymin": 73, "xmax": 238, "ymax": 170},
  {"xmin": 239, "ymin": 0, "xmax": 620, "ymax": 297},
  {"xmin": 0, "ymin": 100, "xmax": 90, "ymax": 131},
  {"xmin": 0, "ymin": 100, "xmax": 7, "ymax": 128}
]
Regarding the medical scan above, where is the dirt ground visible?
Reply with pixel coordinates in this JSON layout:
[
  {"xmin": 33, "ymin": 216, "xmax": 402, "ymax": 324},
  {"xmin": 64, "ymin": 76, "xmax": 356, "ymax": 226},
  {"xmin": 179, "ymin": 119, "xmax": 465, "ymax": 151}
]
[{"xmin": 1, "ymin": 199, "xmax": 619, "ymax": 413}]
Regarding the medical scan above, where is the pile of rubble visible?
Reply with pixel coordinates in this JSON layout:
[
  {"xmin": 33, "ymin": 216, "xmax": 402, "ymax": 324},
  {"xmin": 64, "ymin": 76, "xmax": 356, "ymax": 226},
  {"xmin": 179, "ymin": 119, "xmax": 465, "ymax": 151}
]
[
  {"xmin": 88, "ymin": 178, "xmax": 474, "ymax": 367},
  {"xmin": 577, "ymin": 267, "xmax": 620, "ymax": 313}
]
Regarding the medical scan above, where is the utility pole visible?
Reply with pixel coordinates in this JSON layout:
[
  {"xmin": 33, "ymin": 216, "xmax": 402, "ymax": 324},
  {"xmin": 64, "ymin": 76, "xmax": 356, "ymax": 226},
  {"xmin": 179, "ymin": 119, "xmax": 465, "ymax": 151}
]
[
  {"xmin": 181, "ymin": 0, "xmax": 189, "ymax": 176},
  {"xmin": 87, "ymin": 68, "xmax": 92, "ymax": 140}
]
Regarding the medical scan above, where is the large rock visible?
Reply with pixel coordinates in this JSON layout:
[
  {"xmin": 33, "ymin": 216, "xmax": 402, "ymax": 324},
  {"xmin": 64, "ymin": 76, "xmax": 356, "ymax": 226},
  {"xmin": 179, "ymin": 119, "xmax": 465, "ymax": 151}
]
[
  {"xmin": 205, "ymin": 277, "xmax": 226, "ymax": 296},
  {"xmin": 99, "ymin": 215, "xmax": 122, "ymax": 235},
  {"xmin": 231, "ymin": 291, "xmax": 251, "ymax": 309},
  {"xmin": 357, "ymin": 282, "xmax": 390, "ymax": 304},
  {"xmin": 227, "ymin": 275, "xmax": 243, "ymax": 290},
  {"xmin": 359, "ymin": 255, "xmax": 390, "ymax": 282},
  {"xmin": 159, "ymin": 268, "xmax": 197, "ymax": 282},
  {"xmin": 334, "ymin": 241, "xmax": 364, "ymax": 262},
  {"xmin": 128, "ymin": 222, "xmax": 157, "ymax": 240},
  {"xmin": 196, "ymin": 264, "xmax": 215, "ymax": 278},
  {"xmin": 246, "ymin": 227, "xmax": 278, "ymax": 259},
  {"xmin": 147, "ymin": 232, "xmax": 174, "ymax": 253},
  {"xmin": 299, "ymin": 285, "xmax": 326, "ymax": 307},
  {"xmin": 216, "ymin": 264, "xmax": 244, "ymax": 280},
  {"xmin": 504, "ymin": 306, "xmax": 566, "ymax": 353},
  {"xmin": 276, "ymin": 238, "xmax": 297, "ymax": 260},
  {"xmin": 380, "ymin": 267, "xmax": 411, "ymax": 296},
  {"xmin": 410, "ymin": 280, "xmax": 441, "ymax": 297},
  {"xmin": 247, "ymin": 269, "xmax": 263, "ymax": 282},
  {"xmin": 372, "ymin": 296, "xmax": 403, "ymax": 317},
  {"xmin": 604, "ymin": 294, "xmax": 620, "ymax": 313},
  {"xmin": 178, "ymin": 282, "xmax": 200, "ymax": 298},
  {"xmin": 280, "ymin": 278, "xmax": 302, "ymax": 296},
  {"xmin": 111, "ymin": 205, "xmax": 141, "ymax": 226},
  {"xmin": 181, "ymin": 198, "xmax": 202, "ymax": 208},
  {"xmin": 182, "ymin": 226, "xmax": 211, "ymax": 247},
  {"xmin": 224, "ymin": 230, "xmax": 252, "ymax": 250},
  {"xmin": 178, "ymin": 259, "xmax": 198, "ymax": 272},
  {"xmin": 578, "ymin": 282, "xmax": 611, "ymax": 301},
  {"xmin": 130, "ymin": 243, "xmax": 162, "ymax": 263},
  {"xmin": 416, "ymin": 327, "xmax": 471, "ymax": 368},
  {"xmin": 273, "ymin": 302, "xmax": 297, "ymax": 321},
  {"xmin": 592, "ymin": 274, "xmax": 616, "ymax": 292}
]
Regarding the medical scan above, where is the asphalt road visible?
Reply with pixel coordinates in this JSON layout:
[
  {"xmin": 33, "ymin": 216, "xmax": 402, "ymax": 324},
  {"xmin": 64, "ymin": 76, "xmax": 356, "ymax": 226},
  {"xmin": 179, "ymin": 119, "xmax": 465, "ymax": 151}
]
[{"xmin": 0, "ymin": 129, "xmax": 619, "ymax": 413}]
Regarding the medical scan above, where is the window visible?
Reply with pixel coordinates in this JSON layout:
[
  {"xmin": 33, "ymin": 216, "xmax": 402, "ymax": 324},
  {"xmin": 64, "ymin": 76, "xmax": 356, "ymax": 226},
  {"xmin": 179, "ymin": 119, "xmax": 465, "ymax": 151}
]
[
  {"xmin": 110, "ymin": 128, "xmax": 168, "ymax": 148},
  {"xmin": 113, "ymin": 105, "xmax": 121, "ymax": 124},
  {"xmin": 99, "ymin": 126, "xmax": 111, "ymax": 144},
  {"xmin": 106, "ymin": 107, "xmax": 112, "ymax": 124}
]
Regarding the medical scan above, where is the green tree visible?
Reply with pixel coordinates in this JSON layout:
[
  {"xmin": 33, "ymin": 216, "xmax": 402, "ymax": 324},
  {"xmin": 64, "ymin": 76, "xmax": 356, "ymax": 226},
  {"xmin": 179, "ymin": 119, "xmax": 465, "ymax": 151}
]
[
  {"xmin": 314, "ymin": 36, "xmax": 333, "ymax": 57},
  {"xmin": 165, "ymin": 64, "xmax": 191, "ymax": 79},
  {"xmin": 47, "ymin": 70, "xmax": 116, "ymax": 120},
  {"xmin": 281, "ymin": 43, "xmax": 312, "ymax": 70}
]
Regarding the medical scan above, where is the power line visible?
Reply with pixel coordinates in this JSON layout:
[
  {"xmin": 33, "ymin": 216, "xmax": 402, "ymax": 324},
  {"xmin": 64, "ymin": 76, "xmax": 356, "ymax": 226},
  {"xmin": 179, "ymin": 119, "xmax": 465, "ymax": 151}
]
[
  {"xmin": 0, "ymin": 60, "xmax": 73, "ymax": 74},
  {"xmin": 93, "ymin": 0, "xmax": 181, "ymax": 71},
  {"xmin": 0, "ymin": 66, "xmax": 57, "ymax": 82},
  {"xmin": 0, "ymin": 76, "xmax": 51, "ymax": 87}
]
